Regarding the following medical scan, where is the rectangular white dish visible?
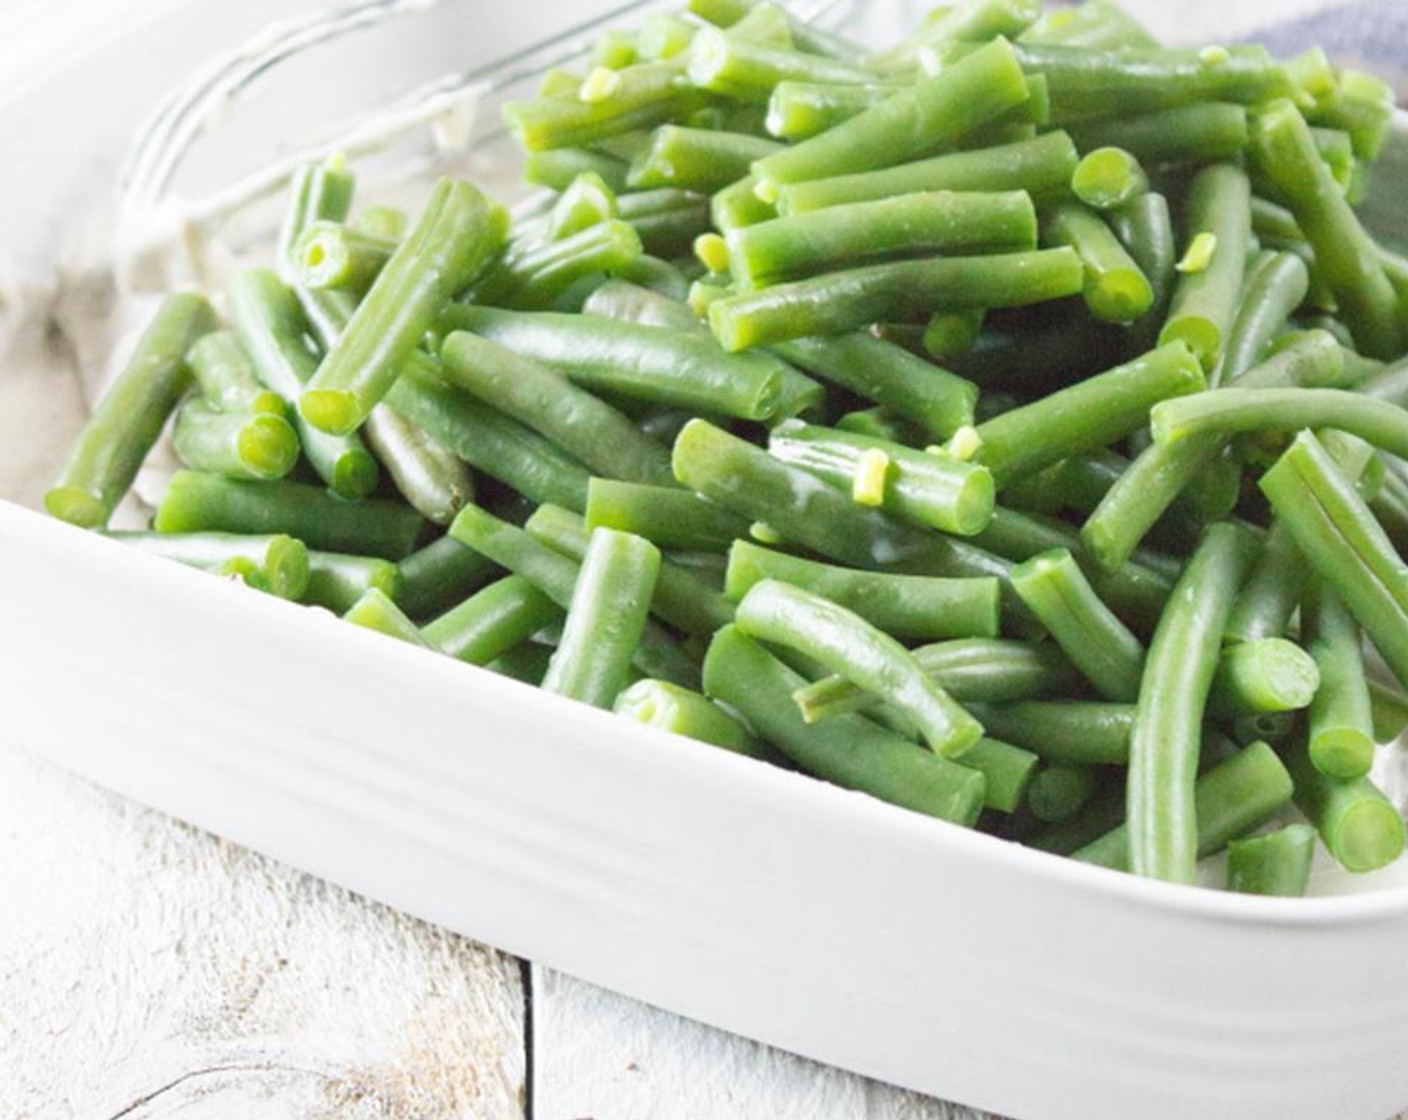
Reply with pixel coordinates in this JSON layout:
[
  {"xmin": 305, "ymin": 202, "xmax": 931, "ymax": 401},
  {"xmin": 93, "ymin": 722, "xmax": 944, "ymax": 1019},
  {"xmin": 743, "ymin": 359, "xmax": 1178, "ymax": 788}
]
[{"xmin": 6, "ymin": 2, "xmax": 1408, "ymax": 1118}]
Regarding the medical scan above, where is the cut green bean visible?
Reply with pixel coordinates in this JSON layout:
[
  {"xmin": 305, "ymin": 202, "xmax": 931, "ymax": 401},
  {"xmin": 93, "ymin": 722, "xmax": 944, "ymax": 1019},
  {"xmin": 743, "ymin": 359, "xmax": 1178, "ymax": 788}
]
[
  {"xmin": 1077, "ymin": 740, "xmax": 1293, "ymax": 872},
  {"xmin": 1028, "ymin": 763, "xmax": 1100, "ymax": 823},
  {"xmin": 687, "ymin": 25, "xmax": 873, "ymax": 102},
  {"xmin": 751, "ymin": 38, "xmax": 1033, "ymax": 198},
  {"xmin": 728, "ymin": 189, "xmax": 1038, "ymax": 290},
  {"xmin": 1127, "ymin": 522, "xmax": 1259, "ymax": 883},
  {"xmin": 1045, "ymin": 202, "xmax": 1153, "ymax": 323},
  {"xmin": 344, "ymin": 587, "xmax": 433, "ymax": 647},
  {"xmin": 1226, "ymin": 824, "xmax": 1316, "ymax": 897},
  {"xmin": 293, "ymin": 220, "xmax": 394, "ymax": 294},
  {"xmin": 524, "ymin": 148, "xmax": 631, "ymax": 192},
  {"xmin": 171, "ymin": 398, "xmax": 299, "ymax": 482},
  {"xmin": 154, "ymin": 470, "xmax": 423, "ymax": 560},
  {"xmin": 109, "ymin": 531, "xmax": 309, "ymax": 601},
  {"xmin": 766, "ymin": 80, "xmax": 898, "ymax": 140},
  {"xmin": 300, "ymin": 179, "xmax": 506, "ymax": 435},
  {"xmin": 1281, "ymin": 729, "xmax": 1405, "ymax": 873},
  {"xmin": 1065, "ymin": 103, "xmax": 1249, "ymax": 167},
  {"xmin": 709, "ymin": 248, "xmax": 1084, "ymax": 351},
  {"xmin": 304, "ymin": 552, "xmax": 402, "ymax": 613},
  {"xmin": 725, "ymin": 539, "xmax": 998, "ymax": 641},
  {"xmin": 775, "ymin": 131, "xmax": 1078, "ymax": 215},
  {"xmin": 961, "ymin": 737, "xmax": 1041, "ymax": 814},
  {"xmin": 1214, "ymin": 251, "xmax": 1310, "ymax": 388},
  {"xmin": 187, "ymin": 330, "xmax": 284, "ymax": 416},
  {"xmin": 614, "ymin": 679, "xmax": 770, "ymax": 759},
  {"xmin": 966, "ymin": 701, "xmax": 1134, "ymax": 765},
  {"xmin": 440, "ymin": 305, "xmax": 782, "ymax": 421},
  {"xmin": 1159, "ymin": 163, "xmax": 1252, "ymax": 370},
  {"xmin": 689, "ymin": 0, "xmax": 865, "ymax": 62},
  {"xmin": 475, "ymin": 220, "xmax": 642, "ymax": 310},
  {"xmin": 541, "ymin": 528, "xmax": 660, "ymax": 708},
  {"xmin": 627, "ymin": 126, "xmax": 781, "ymax": 192},
  {"xmin": 586, "ymin": 478, "xmax": 748, "ymax": 551},
  {"xmin": 974, "ymin": 341, "xmax": 1204, "ymax": 486},
  {"xmin": 46, "ymin": 293, "xmax": 216, "ymax": 528},
  {"xmin": 1027, "ymin": 779, "xmax": 1128, "ymax": 856},
  {"xmin": 1304, "ymin": 585, "xmax": 1376, "ymax": 780},
  {"xmin": 767, "ymin": 421, "xmax": 996, "ymax": 536},
  {"xmin": 1207, "ymin": 638, "xmax": 1321, "ymax": 716},
  {"xmin": 1071, "ymin": 147, "xmax": 1148, "ymax": 211},
  {"xmin": 1010, "ymin": 548, "xmax": 1145, "ymax": 701},
  {"xmin": 422, "ymin": 574, "xmax": 561, "ymax": 664},
  {"xmin": 227, "ymin": 268, "xmax": 380, "ymax": 500},
  {"xmin": 363, "ymin": 405, "xmax": 474, "ymax": 526},
  {"xmin": 395, "ymin": 535, "xmax": 498, "ymax": 621},
  {"xmin": 439, "ymin": 330, "xmax": 673, "ymax": 486},
  {"xmin": 1020, "ymin": 0, "xmax": 1158, "ymax": 49},
  {"xmin": 615, "ymin": 187, "xmax": 712, "ymax": 258},
  {"xmin": 923, "ymin": 310, "xmax": 985, "ymax": 360},
  {"xmin": 772, "ymin": 334, "xmax": 977, "ymax": 441},
  {"xmin": 702, "ymin": 625, "xmax": 986, "ymax": 825},
  {"xmin": 735, "ymin": 579, "xmax": 982, "ymax": 758},
  {"xmin": 1250, "ymin": 98, "xmax": 1401, "ymax": 358},
  {"xmin": 277, "ymin": 156, "xmax": 355, "ymax": 270},
  {"xmin": 504, "ymin": 60, "xmax": 701, "ymax": 152}
]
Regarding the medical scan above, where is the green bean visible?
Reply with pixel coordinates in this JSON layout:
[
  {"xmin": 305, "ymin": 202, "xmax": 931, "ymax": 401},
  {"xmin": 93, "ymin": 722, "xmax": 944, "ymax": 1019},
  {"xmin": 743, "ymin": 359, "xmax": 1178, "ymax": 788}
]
[
  {"xmin": 922, "ymin": 310, "xmax": 985, "ymax": 361},
  {"xmin": 1155, "ymin": 387, "xmax": 1408, "ymax": 459},
  {"xmin": 227, "ymin": 269, "xmax": 380, "ymax": 500},
  {"xmin": 616, "ymin": 187, "xmax": 712, "ymax": 257},
  {"xmin": 686, "ymin": 25, "xmax": 873, "ymax": 101},
  {"xmin": 1303, "ymin": 585, "xmax": 1376, "ymax": 780},
  {"xmin": 395, "ymin": 535, "xmax": 498, "ymax": 621},
  {"xmin": 767, "ymin": 421, "xmax": 996, "ymax": 536},
  {"xmin": 353, "ymin": 205, "xmax": 408, "ymax": 243},
  {"xmin": 473, "ymin": 220, "xmax": 642, "ymax": 310},
  {"xmin": 1309, "ymin": 68, "xmax": 1394, "ymax": 161},
  {"xmin": 541, "ymin": 528, "xmax": 660, "ymax": 708},
  {"xmin": 154, "ymin": 470, "xmax": 423, "ymax": 560},
  {"xmin": 109, "ymin": 531, "xmax": 309, "ymax": 601},
  {"xmin": 774, "ymin": 131, "xmax": 1078, "ymax": 215},
  {"xmin": 712, "ymin": 174, "xmax": 776, "ymax": 230},
  {"xmin": 1281, "ymin": 729, "xmax": 1405, "ymax": 873},
  {"xmin": 973, "ymin": 341, "xmax": 1203, "ymax": 486},
  {"xmin": 688, "ymin": 0, "xmax": 866, "ymax": 63},
  {"xmin": 581, "ymin": 278, "xmax": 698, "ymax": 331},
  {"xmin": 834, "ymin": 407, "xmax": 919, "ymax": 444},
  {"xmin": 45, "ymin": 293, "xmax": 216, "ymax": 528},
  {"xmin": 1044, "ymin": 202, "xmax": 1154, "ymax": 323},
  {"xmin": 276, "ymin": 155, "xmax": 355, "ymax": 269},
  {"xmin": 385, "ymin": 362, "xmax": 591, "ymax": 512},
  {"xmin": 1127, "ymin": 522, "xmax": 1259, "ymax": 883},
  {"xmin": 1370, "ymin": 679, "xmax": 1408, "ymax": 743},
  {"xmin": 439, "ymin": 331, "xmax": 673, "ymax": 486},
  {"xmin": 1064, "ymin": 103, "xmax": 1249, "ymax": 167},
  {"xmin": 304, "ymin": 552, "xmax": 402, "ymax": 613},
  {"xmin": 772, "ymin": 334, "xmax": 977, "ymax": 441},
  {"xmin": 503, "ymin": 60, "xmax": 701, "ymax": 152},
  {"xmin": 1207, "ymin": 638, "xmax": 1320, "ymax": 717},
  {"xmin": 614, "ymin": 679, "xmax": 771, "ymax": 759},
  {"xmin": 1077, "ymin": 740, "xmax": 1293, "ymax": 872},
  {"xmin": 1027, "ymin": 779, "xmax": 1128, "ymax": 856},
  {"xmin": 708, "ymin": 248, "xmax": 1084, "ymax": 351},
  {"xmin": 966, "ymin": 701, "xmax": 1134, "ymax": 765},
  {"xmin": 1159, "ymin": 163, "xmax": 1252, "ymax": 370},
  {"xmin": 636, "ymin": 12, "xmax": 697, "ymax": 61},
  {"xmin": 871, "ymin": 0, "xmax": 1041, "ymax": 72},
  {"xmin": 765, "ymin": 80, "xmax": 898, "ymax": 140},
  {"xmin": 701, "ymin": 625, "xmax": 986, "ymax": 825},
  {"xmin": 735, "ymin": 579, "xmax": 983, "ymax": 757},
  {"xmin": 751, "ymin": 39, "xmax": 1033, "ymax": 198},
  {"xmin": 440, "ymin": 305, "xmax": 782, "ymax": 421},
  {"xmin": 171, "ymin": 398, "xmax": 299, "ymax": 482},
  {"xmin": 363, "ymin": 405, "xmax": 474, "ymax": 525},
  {"xmin": 728, "ymin": 189, "xmax": 1038, "ymax": 291},
  {"xmin": 300, "ymin": 179, "xmax": 506, "ymax": 435},
  {"xmin": 961, "ymin": 737, "xmax": 1041, "ymax": 814},
  {"xmin": 524, "ymin": 502, "xmax": 733, "ymax": 637},
  {"xmin": 1028, "ymin": 763, "xmax": 1101, "ymax": 823},
  {"xmin": 1214, "ymin": 251, "xmax": 1310, "ymax": 388},
  {"xmin": 1081, "ymin": 330, "xmax": 1343, "ymax": 572},
  {"xmin": 725, "ymin": 539, "xmax": 999, "ymax": 641},
  {"xmin": 1250, "ymin": 99, "xmax": 1401, "ymax": 358},
  {"xmin": 627, "ymin": 126, "xmax": 781, "ymax": 192},
  {"xmin": 187, "ymin": 330, "xmax": 285, "ymax": 416},
  {"xmin": 1010, "ymin": 548, "xmax": 1144, "ymax": 701},
  {"xmin": 523, "ymin": 148, "xmax": 631, "ymax": 193},
  {"xmin": 1226, "ymin": 824, "xmax": 1317, "ymax": 897},
  {"xmin": 343, "ymin": 587, "xmax": 432, "ymax": 647},
  {"xmin": 1071, "ymin": 147, "xmax": 1148, "ymax": 212},
  {"xmin": 1262, "ymin": 431, "xmax": 1408, "ymax": 687},
  {"xmin": 586, "ymin": 478, "xmax": 748, "ymax": 551},
  {"xmin": 293, "ymin": 220, "xmax": 393, "ymax": 295},
  {"xmin": 422, "ymin": 574, "xmax": 561, "ymax": 664},
  {"xmin": 591, "ymin": 29, "xmax": 639, "ymax": 70},
  {"xmin": 1019, "ymin": 0, "xmax": 1158, "ymax": 50},
  {"xmin": 616, "ymin": 254, "xmax": 693, "ymax": 302}
]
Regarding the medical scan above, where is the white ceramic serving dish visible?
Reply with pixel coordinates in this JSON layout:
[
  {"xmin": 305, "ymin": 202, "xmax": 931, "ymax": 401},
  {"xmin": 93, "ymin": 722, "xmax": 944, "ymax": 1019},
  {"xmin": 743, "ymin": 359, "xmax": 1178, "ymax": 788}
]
[{"xmin": 6, "ymin": 3, "xmax": 1408, "ymax": 1118}]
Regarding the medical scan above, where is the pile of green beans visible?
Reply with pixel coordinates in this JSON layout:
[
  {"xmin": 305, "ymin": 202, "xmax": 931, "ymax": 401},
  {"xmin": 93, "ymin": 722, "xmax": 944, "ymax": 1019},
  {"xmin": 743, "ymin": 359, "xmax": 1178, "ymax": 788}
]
[{"xmin": 46, "ymin": 0, "xmax": 1408, "ymax": 897}]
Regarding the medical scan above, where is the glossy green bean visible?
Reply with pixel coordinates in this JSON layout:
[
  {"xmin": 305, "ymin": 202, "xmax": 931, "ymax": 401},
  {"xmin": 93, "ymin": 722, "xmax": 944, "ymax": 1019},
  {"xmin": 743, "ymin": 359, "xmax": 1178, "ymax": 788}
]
[
  {"xmin": 701, "ymin": 625, "xmax": 986, "ymax": 825},
  {"xmin": 586, "ymin": 478, "xmax": 748, "ymax": 552},
  {"xmin": 1064, "ymin": 103, "xmax": 1249, "ymax": 167},
  {"xmin": 523, "ymin": 147, "xmax": 631, "ymax": 193},
  {"xmin": 276, "ymin": 156, "xmax": 355, "ymax": 270},
  {"xmin": 614, "ymin": 678, "xmax": 771, "ymax": 758},
  {"xmin": 304, "ymin": 552, "xmax": 402, "ymax": 613},
  {"xmin": 504, "ymin": 60, "xmax": 701, "ymax": 152},
  {"xmin": 1127, "ymin": 522, "xmax": 1259, "ymax": 883},
  {"xmin": 627, "ymin": 125, "xmax": 781, "ymax": 192},
  {"xmin": 344, "ymin": 587, "xmax": 434, "ymax": 647},
  {"xmin": 1281, "ymin": 728, "xmax": 1405, "ymax": 873},
  {"xmin": 474, "ymin": 220, "xmax": 642, "ymax": 310},
  {"xmin": 395, "ymin": 535, "xmax": 498, "ymax": 621},
  {"xmin": 46, "ymin": 293, "xmax": 216, "ymax": 528},
  {"xmin": 363, "ymin": 405, "xmax": 475, "ymax": 525},
  {"xmin": 171, "ymin": 398, "xmax": 299, "ymax": 481},
  {"xmin": 1071, "ymin": 147, "xmax": 1148, "ymax": 211},
  {"xmin": 187, "ymin": 330, "xmax": 285, "ymax": 416},
  {"xmin": 1214, "ymin": 251, "xmax": 1311, "ymax": 388},
  {"xmin": 961, "ymin": 738, "xmax": 1041, "ymax": 814},
  {"xmin": 966, "ymin": 701, "xmax": 1134, "ymax": 765},
  {"xmin": 1304, "ymin": 585, "xmax": 1376, "ymax": 780},
  {"xmin": 1207, "ymin": 638, "xmax": 1321, "ymax": 716},
  {"xmin": 1018, "ymin": 0, "xmax": 1158, "ymax": 49},
  {"xmin": 765, "ymin": 80, "xmax": 897, "ymax": 140},
  {"xmin": 687, "ymin": 25, "xmax": 873, "ymax": 101},
  {"xmin": 422, "ymin": 574, "xmax": 561, "ymax": 664},
  {"xmin": 1045, "ymin": 202, "xmax": 1154, "ymax": 323},
  {"xmin": 1226, "ymin": 824, "xmax": 1316, "ymax": 897},
  {"xmin": 293, "ymin": 220, "xmax": 394, "ymax": 294},
  {"xmin": 109, "ymin": 531, "xmax": 309, "ymax": 601}
]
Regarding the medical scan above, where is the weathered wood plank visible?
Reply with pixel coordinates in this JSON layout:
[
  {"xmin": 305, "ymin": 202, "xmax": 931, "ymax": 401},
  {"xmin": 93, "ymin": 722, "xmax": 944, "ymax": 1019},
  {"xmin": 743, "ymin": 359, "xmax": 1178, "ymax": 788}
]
[{"xmin": 0, "ymin": 742, "xmax": 525, "ymax": 1120}]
